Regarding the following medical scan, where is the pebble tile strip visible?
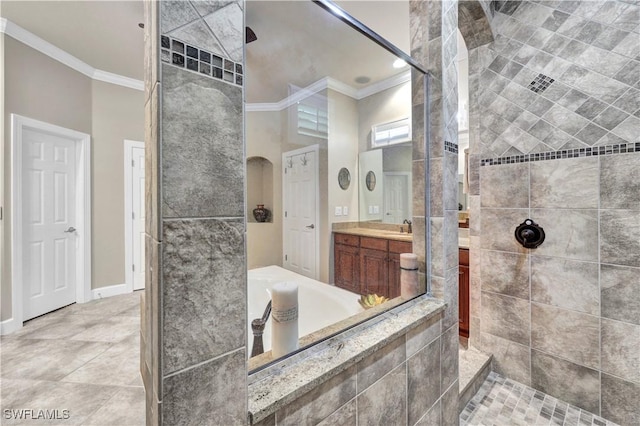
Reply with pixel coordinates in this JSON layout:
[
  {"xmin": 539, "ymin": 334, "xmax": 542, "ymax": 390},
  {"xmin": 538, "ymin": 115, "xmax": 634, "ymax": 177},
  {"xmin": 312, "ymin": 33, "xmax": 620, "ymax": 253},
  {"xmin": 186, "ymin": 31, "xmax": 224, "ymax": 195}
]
[{"xmin": 460, "ymin": 372, "xmax": 618, "ymax": 426}]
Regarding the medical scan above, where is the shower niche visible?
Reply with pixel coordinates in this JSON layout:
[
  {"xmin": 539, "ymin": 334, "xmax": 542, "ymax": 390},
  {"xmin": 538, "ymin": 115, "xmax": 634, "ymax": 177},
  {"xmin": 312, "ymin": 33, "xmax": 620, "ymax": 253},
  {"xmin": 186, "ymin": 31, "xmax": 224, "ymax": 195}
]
[{"xmin": 247, "ymin": 156, "xmax": 274, "ymax": 223}]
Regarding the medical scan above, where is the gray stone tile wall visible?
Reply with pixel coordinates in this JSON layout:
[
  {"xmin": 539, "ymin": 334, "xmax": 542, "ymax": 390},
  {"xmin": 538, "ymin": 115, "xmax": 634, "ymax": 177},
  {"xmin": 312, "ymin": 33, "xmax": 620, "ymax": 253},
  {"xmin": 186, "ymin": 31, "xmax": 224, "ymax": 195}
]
[
  {"xmin": 459, "ymin": 2, "xmax": 639, "ymax": 423},
  {"xmin": 143, "ymin": 0, "xmax": 247, "ymax": 424},
  {"xmin": 262, "ymin": 314, "xmax": 446, "ymax": 426},
  {"xmin": 474, "ymin": 153, "xmax": 640, "ymax": 422},
  {"xmin": 475, "ymin": 0, "xmax": 639, "ymax": 160}
]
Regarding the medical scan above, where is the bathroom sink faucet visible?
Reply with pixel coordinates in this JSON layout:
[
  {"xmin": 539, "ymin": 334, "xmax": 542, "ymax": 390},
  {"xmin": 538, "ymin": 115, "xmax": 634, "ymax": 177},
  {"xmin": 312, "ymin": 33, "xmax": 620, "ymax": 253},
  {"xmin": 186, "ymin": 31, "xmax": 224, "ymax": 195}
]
[{"xmin": 403, "ymin": 219, "xmax": 412, "ymax": 234}]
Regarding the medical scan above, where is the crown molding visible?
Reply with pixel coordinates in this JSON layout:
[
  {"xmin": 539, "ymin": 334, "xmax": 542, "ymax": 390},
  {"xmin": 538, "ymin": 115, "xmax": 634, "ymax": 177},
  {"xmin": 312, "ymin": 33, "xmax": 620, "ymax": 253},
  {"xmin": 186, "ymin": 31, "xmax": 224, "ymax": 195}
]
[
  {"xmin": 92, "ymin": 69, "xmax": 144, "ymax": 91},
  {"xmin": 246, "ymin": 70, "xmax": 411, "ymax": 112},
  {"xmin": 356, "ymin": 71, "xmax": 411, "ymax": 100},
  {"xmin": 1, "ymin": 18, "xmax": 144, "ymax": 92}
]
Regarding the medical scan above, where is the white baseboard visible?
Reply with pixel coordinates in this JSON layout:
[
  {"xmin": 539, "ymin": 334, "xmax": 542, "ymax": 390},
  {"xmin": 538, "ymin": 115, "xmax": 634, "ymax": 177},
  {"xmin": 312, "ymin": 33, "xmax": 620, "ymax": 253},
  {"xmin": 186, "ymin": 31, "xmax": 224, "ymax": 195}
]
[
  {"xmin": 91, "ymin": 283, "xmax": 129, "ymax": 300},
  {"xmin": 0, "ymin": 317, "xmax": 21, "ymax": 335}
]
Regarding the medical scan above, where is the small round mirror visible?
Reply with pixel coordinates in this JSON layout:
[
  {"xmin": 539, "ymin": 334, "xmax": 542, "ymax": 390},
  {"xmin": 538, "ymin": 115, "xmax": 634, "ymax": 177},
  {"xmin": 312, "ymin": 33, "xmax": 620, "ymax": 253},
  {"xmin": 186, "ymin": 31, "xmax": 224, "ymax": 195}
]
[
  {"xmin": 338, "ymin": 167, "xmax": 351, "ymax": 190},
  {"xmin": 366, "ymin": 171, "xmax": 376, "ymax": 191}
]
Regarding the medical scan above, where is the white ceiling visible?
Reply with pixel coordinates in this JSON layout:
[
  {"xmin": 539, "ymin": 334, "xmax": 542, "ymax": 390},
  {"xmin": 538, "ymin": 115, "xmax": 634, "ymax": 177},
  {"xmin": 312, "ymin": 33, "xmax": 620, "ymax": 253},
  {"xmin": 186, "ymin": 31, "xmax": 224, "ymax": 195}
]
[
  {"xmin": 245, "ymin": 1, "xmax": 412, "ymax": 103},
  {"xmin": 1, "ymin": 0, "xmax": 145, "ymax": 80},
  {"xmin": 0, "ymin": 0, "xmax": 412, "ymax": 100}
]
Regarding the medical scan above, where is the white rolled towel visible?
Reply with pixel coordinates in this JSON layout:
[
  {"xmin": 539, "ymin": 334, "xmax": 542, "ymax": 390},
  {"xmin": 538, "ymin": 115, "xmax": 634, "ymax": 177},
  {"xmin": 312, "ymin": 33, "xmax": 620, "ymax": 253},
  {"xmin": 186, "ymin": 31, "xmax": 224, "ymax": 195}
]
[{"xmin": 271, "ymin": 282, "xmax": 299, "ymax": 358}]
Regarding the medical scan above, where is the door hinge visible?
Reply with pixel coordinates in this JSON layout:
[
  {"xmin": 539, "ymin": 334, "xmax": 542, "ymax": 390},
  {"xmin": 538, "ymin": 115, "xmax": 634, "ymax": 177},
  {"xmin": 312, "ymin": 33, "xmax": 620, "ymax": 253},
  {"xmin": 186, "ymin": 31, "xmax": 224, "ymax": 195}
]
[
  {"xmin": 0, "ymin": 207, "xmax": 2, "ymax": 220},
  {"xmin": 285, "ymin": 254, "xmax": 288, "ymax": 261},
  {"xmin": 132, "ymin": 159, "xmax": 135, "ymax": 167},
  {"xmin": 132, "ymin": 264, "xmax": 135, "ymax": 272},
  {"xmin": 132, "ymin": 212, "xmax": 135, "ymax": 220},
  {"xmin": 285, "ymin": 211, "xmax": 287, "ymax": 218},
  {"xmin": 285, "ymin": 168, "xmax": 287, "ymax": 174}
]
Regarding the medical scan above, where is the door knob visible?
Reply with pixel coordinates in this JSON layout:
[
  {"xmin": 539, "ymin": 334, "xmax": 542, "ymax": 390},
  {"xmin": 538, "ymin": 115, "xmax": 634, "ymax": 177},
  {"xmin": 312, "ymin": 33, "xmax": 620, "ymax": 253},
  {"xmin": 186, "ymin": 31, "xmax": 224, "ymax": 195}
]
[
  {"xmin": 64, "ymin": 227, "xmax": 77, "ymax": 233},
  {"xmin": 306, "ymin": 224, "xmax": 315, "ymax": 229}
]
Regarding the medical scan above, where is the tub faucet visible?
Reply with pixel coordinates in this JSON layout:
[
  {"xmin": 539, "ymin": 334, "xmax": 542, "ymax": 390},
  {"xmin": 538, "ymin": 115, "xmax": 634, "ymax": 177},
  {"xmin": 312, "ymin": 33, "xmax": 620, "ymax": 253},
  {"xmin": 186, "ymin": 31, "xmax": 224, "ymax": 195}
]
[
  {"xmin": 403, "ymin": 219, "xmax": 412, "ymax": 234},
  {"xmin": 251, "ymin": 300, "xmax": 272, "ymax": 357}
]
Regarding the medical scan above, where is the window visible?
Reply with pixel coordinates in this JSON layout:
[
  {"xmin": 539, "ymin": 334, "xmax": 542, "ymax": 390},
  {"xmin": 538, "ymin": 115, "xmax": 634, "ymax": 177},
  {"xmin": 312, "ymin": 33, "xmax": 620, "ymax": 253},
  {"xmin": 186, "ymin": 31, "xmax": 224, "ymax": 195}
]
[
  {"xmin": 297, "ymin": 102, "xmax": 328, "ymax": 138},
  {"xmin": 371, "ymin": 117, "xmax": 411, "ymax": 148}
]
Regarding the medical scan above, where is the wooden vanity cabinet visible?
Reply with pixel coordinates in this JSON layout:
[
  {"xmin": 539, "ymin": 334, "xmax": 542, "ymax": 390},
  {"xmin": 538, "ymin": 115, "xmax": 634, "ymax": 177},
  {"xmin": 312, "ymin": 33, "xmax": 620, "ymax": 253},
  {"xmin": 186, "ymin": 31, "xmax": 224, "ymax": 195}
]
[
  {"xmin": 334, "ymin": 233, "xmax": 412, "ymax": 298},
  {"xmin": 360, "ymin": 237, "xmax": 389, "ymax": 297},
  {"xmin": 334, "ymin": 234, "xmax": 361, "ymax": 294},
  {"xmin": 459, "ymin": 248, "xmax": 470, "ymax": 338}
]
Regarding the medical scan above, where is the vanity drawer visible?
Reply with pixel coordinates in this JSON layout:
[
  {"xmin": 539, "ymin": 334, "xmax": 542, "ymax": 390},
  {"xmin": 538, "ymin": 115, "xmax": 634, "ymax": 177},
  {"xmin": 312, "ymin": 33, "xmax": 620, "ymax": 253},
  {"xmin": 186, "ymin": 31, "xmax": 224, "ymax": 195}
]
[
  {"xmin": 360, "ymin": 237, "xmax": 388, "ymax": 251},
  {"xmin": 389, "ymin": 240, "xmax": 412, "ymax": 254},
  {"xmin": 335, "ymin": 233, "xmax": 360, "ymax": 247}
]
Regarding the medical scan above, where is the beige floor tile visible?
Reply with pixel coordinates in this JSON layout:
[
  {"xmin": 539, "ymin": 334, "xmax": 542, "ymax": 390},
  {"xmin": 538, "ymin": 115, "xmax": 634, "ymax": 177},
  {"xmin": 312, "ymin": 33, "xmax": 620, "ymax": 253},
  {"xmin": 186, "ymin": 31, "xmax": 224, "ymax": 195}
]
[
  {"xmin": 83, "ymin": 387, "xmax": 145, "ymax": 426},
  {"xmin": 61, "ymin": 340, "xmax": 141, "ymax": 387},
  {"xmin": 1, "ymin": 339, "xmax": 110, "ymax": 381},
  {"xmin": 69, "ymin": 317, "xmax": 140, "ymax": 343},
  {"xmin": 2, "ymin": 379, "xmax": 120, "ymax": 425}
]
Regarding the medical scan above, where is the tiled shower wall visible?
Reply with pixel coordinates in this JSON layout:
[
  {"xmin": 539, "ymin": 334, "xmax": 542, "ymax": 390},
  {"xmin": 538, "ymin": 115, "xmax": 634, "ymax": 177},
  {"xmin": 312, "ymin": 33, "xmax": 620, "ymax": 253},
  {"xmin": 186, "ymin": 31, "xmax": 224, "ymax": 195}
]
[
  {"xmin": 142, "ymin": 0, "xmax": 247, "ymax": 424},
  {"xmin": 463, "ymin": 1, "xmax": 639, "ymax": 424}
]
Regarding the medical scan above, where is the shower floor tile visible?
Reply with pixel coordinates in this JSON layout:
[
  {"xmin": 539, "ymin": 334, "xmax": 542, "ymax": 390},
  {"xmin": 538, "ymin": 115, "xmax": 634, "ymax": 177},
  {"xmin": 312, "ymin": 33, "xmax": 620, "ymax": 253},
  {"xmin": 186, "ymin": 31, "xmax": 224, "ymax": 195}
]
[{"xmin": 460, "ymin": 372, "xmax": 618, "ymax": 426}]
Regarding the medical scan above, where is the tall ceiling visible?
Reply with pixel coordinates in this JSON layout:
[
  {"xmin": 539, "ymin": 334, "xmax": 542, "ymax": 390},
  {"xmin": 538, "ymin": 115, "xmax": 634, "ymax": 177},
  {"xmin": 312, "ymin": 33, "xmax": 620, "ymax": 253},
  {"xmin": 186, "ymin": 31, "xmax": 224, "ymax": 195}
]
[
  {"xmin": 1, "ymin": 0, "xmax": 145, "ymax": 80},
  {"xmin": 245, "ymin": 1, "xmax": 411, "ymax": 103},
  {"xmin": 0, "ymin": 0, "xmax": 411, "ymax": 97}
]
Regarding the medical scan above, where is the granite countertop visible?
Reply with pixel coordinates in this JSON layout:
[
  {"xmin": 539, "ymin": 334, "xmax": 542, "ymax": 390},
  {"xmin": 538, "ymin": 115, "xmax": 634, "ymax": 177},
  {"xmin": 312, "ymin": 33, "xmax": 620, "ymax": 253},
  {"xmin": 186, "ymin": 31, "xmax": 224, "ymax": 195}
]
[
  {"xmin": 334, "ymin": 227, "xmax": 413, "ymax": 243},
  {"xmin": 247, "ymin": 297, "xmax": 446, "ymax": 424}
]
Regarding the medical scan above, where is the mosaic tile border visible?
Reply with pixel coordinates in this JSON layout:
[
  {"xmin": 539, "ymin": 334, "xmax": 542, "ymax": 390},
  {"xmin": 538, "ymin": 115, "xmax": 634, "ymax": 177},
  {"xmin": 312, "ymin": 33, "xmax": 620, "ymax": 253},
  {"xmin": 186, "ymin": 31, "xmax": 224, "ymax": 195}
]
[
  {"xmin": 528, "ymin": 73, "xmax": 555, "ymax": 94},
  {"xmin": 460, "ymin": 372, "xmax": 618, "ymax": 426},
  {"xmin": 445, "ymin": 140, "xmax": 459, "ymax": 154},
  {"xmin": 161, "ymin": 35, "xmax": 243, "ymax": 87},
  {"xmin": 481, "ymin": 142, "xmax": 640, "ymax": 166}
]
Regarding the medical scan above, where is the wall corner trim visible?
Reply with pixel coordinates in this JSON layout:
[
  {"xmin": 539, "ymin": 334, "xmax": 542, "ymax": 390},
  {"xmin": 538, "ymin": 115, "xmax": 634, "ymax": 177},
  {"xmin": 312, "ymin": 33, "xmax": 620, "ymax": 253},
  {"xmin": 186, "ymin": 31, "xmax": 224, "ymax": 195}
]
[
  {"xmin": 91, "ymin": 283, "xmax": 130, "ymax": 300},
  {"xmin": 0, "ymin": 317, "xmax": 21, "ymax": 336},
  {"xmin": 1, "ymin": 18, "xmax": 144, "ymax": 92}
]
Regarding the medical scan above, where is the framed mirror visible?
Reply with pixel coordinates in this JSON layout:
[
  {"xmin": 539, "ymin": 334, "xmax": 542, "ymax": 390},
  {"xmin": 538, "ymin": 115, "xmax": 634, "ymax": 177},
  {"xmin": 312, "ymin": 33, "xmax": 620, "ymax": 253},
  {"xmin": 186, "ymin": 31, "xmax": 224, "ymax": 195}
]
[
  {"xmin": 245, "ymin": 0, "xmax": 425, "ymax": 370},
  {"xmin": 338, "ymin": 167, "xmax": 351, "ymax": 190},
  {"xmin": 365, "ymin": 171, "xmax": 376, "ymax": 191}
]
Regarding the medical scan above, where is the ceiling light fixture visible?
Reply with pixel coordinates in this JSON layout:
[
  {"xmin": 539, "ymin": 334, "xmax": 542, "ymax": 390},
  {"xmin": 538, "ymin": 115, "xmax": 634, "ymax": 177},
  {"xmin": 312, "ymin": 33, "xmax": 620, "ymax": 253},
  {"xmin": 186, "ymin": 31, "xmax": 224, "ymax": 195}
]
[{"xmin": 393, "ymin": 59, "xmax": 407, "ymax": 69}]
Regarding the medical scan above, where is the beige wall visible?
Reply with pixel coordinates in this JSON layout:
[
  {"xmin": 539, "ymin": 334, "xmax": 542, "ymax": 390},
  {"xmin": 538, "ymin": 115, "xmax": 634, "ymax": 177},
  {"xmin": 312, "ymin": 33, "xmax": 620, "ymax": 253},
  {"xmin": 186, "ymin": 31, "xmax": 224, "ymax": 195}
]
[
  {"xmin": 328, "ymin": 90, "xmax": 359, "ymax": 224},
  {"xmin": 91, "ymin": 80, "xmax": 144, "ymax": 289},
  {"xmin": 246, "ymin": 110, "xmax": 284, "ymax": 270},
  {"xmin": 1, "ymin": 37, "xmax": 143, "ymax": 321},
  {"xmin": 357, "ymin": 82, "xmax": 411, "ymax": 152}
]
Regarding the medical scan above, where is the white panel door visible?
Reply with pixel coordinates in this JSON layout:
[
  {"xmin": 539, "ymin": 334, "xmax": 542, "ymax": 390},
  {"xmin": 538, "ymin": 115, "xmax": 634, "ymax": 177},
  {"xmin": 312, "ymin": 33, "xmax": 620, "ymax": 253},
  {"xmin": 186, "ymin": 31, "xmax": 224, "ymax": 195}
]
[
  {"xmin": 283, "ymin": 150, "xmax": 317, "ymax": 279},
  {"xmin": 132, "ymin": 146, "xmax": 146, "ymax": 290},
  {"xmin": 22, "ymin": 128, "xmax": 77, "ymax": 320},
  {"xmin": 383, "ymin": 173, "xmax": 410, "ymax": 224}
]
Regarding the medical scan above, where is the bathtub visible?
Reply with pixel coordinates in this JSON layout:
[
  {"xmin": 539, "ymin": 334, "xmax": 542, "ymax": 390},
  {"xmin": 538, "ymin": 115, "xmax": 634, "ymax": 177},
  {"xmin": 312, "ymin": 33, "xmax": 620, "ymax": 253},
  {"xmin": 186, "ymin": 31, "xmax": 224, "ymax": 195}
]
[{"xmin": 248, "ymin": 265, "xmax": 363, "ymax": 355}]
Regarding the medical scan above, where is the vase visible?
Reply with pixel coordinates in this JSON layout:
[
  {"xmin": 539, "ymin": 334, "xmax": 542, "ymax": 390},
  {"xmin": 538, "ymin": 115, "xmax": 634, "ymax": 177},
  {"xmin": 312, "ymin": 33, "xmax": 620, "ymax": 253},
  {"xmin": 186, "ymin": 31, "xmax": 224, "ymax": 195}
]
[{"xmin": 253, "ymin": 204, "xmax": 271, "ymax": 222}]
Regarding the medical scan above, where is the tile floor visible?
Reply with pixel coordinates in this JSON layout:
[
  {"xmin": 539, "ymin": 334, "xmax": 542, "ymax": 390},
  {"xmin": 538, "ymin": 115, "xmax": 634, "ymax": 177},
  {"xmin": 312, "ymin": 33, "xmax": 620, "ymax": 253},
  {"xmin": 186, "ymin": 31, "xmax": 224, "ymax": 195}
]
[
  {"xmin": 461, "ymin": 372, "xmax": 619, "ymax": 426},
  {"xmin": 0, "ymin": 292, "xmax": 145, "ymax": 425},
  {"xmin": 2, "ymin": 293, "xmax": 623, "ymax": 426}
]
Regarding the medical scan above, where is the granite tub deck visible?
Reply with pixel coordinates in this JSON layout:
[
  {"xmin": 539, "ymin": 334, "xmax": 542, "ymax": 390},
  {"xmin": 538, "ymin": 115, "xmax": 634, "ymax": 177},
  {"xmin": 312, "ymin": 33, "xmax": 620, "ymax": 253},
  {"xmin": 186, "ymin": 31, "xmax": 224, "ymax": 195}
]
[{"xmin": 247, "ymin": 297, "xmax": 446, "ymax": 424}]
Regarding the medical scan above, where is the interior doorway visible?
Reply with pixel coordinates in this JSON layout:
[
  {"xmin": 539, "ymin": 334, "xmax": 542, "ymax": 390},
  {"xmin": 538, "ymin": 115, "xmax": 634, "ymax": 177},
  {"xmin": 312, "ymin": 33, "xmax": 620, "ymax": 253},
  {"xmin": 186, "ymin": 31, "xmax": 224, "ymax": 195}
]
[
  {"xmin": 282, "ymin": 145, "xmax": 319, "ymax": 280},
  {"xmin": 10, "ymin": 114, "xmax": 92, "ymax": 327},
  {"xmin": 383, "ymin": 172, "xmax": 411, "ymax": 224},
  {"xmin": 124, "ymin": 140, "xmax": 145, "ymax": 291}
]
